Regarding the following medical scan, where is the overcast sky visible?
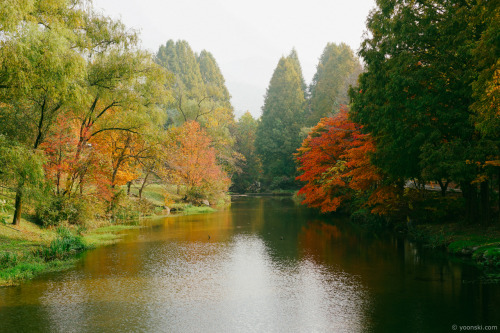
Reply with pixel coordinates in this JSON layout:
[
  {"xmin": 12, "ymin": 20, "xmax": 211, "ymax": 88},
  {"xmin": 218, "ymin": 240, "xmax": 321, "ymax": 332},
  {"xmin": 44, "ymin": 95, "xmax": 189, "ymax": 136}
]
[{"xmin": 92, "ymin": 0, "xmax": 376, "ymax": 118}]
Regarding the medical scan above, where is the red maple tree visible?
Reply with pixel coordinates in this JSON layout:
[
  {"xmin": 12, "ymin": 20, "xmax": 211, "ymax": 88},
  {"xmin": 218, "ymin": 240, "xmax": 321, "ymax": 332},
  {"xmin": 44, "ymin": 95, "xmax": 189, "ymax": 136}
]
[{"xmin": 295, "ymin": 107, "xmax": 381, "ymax": 213}]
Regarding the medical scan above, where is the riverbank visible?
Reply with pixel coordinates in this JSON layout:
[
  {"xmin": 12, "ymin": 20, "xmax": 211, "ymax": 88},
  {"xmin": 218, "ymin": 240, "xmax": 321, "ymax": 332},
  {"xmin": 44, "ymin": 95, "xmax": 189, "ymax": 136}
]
[
  {"xmin": 408, "ymin": 222, "xmax": 500, "ymax": 269},
  {"xmin": 0, "ymin": 219, "xmax": 141, "ymax": 287},
  {"xmin": 0, "ymin": 203, "xmax": 217, "ymax": 287}
]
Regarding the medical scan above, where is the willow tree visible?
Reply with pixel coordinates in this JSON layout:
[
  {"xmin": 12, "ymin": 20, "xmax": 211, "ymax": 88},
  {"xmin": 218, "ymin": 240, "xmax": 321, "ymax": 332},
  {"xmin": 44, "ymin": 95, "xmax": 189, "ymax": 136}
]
[
  {"xmin": 0, "ymin": 0, "xmax": 88, "ymax": 224},
  {"xmin": 255, "ymin": 52, "xmax": 306, "ymax": 188}
]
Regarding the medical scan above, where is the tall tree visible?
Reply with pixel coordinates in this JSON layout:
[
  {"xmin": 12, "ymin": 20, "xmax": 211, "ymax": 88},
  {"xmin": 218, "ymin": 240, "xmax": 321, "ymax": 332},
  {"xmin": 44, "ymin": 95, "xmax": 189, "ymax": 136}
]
[
  {"xmin": 308, "ymin": 43, "xmax": 362, "ymax": 126},
  {"xmin": 162, "ymin": 121, "xmax": 230, "ymax": 202},
  {"xmin": 349, "ymin": 0, "xmax": 493, "ymax": 223},
  {"xmin": 0, "ymin": 0, "xmax": 88, "ymax": 224},
  {"xmin": 156, "ymin": 40, "xmax": 240, "ymax": 176},
  {"xmin": 231, "ymin": 112, "xmax": 262, "ymax": 193},
  {"xmin": 255, "ymin": 52, "xmax": 306, "ymax": 188}
]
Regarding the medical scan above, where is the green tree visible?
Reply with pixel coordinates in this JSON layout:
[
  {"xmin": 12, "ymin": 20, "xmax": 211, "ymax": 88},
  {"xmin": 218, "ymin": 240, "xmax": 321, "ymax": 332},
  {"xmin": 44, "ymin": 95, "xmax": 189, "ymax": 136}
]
[
  {"xmin": 308, "ymin": 43, "xmax": 362, "ymax": 126},
  {"xmin": 350, "ymin": 0, "xmax": 494, "ymax": 223},
  {"xmin": 0, "ymin": 136, "xmax": 45, "ymax": 225},
  {"xmin": 255, "ymin": 53, "xmax": 306, "ymax": 188},
  {"xmin": 231, "ymin": 112, "xmax": 262, "ymax": 193},
  {"xmin": 0, "ymin": 0, "xmax": 88, "ymax": 224}
]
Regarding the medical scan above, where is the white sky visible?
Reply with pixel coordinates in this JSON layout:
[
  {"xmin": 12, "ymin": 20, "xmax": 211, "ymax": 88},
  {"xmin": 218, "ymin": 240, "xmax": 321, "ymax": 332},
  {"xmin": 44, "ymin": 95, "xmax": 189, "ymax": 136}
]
[{"xmin": 91, "ymin": 0, "xmax": 376, "ymax": 118}]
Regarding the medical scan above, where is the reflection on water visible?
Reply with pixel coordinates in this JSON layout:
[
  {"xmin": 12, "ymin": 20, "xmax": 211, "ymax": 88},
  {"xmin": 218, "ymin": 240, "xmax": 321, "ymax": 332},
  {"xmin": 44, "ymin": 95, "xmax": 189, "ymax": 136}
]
[{"xmin": 0, "ymin": 197, "xmax": 498, "ymax": 333}]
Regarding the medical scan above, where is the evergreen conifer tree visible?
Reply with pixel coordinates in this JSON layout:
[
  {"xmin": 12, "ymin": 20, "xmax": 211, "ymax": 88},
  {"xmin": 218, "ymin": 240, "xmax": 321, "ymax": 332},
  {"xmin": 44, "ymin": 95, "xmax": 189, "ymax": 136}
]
[
  {"xmin": 255, "ymin": 52, "xmax": 306, "ymax": 189},
  {"xmin": 308, "ymin": 43, "xmax": 362, "ymax": 126}
]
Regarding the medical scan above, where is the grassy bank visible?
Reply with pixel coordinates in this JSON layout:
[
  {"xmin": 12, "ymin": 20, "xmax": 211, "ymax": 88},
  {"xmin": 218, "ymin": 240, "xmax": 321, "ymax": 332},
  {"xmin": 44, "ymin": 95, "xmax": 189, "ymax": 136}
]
[
  {"xmin": 409, "ymin": 223, "xmax": 500, "ymax": 269},
  {"xmin": 0, "ymin": 219, "xmax": 143, "ymax": 286},
  {"xmin": 0, "ymin": 184, "xmax": 221, "ymax": 287}
]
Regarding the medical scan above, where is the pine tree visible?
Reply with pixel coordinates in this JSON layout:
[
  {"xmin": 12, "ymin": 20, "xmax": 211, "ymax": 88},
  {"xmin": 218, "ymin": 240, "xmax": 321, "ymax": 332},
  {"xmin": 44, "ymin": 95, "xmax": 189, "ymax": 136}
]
[
  {"xmin": 308, "ymin": 43, "xmax": 362, "ymax": 126},
  {"xmin": 198, "ymin": 50, "xmax": 231, "ymax": 105},
  {"xmin": 255, "ymin": 53, "xmax": 306, "ymax": 188},
  {"xmin": 231, "ymin": 112, "xmax": 262, "ymax": 193}
]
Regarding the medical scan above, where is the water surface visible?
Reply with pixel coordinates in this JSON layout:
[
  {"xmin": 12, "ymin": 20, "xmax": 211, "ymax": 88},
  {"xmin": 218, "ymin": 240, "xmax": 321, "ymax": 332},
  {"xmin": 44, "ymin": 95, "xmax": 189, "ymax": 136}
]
[{"xmin": 0, "ymin": 197, "xmax": 498, "ymax": 332}]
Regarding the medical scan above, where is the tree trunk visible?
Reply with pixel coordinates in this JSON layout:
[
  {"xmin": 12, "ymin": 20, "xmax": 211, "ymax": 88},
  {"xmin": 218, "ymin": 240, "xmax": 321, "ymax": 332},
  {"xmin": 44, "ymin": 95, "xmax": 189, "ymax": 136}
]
[
  {"xmin": 438, "ymin": 180, "xmax": 449, "ymax": 197},
  {"xmin": 480, "ymin": 180, "xmax": 490, "ymax": 225},
  {"xmin": 12, "ymin": 187, "xmax": 23, "ymax": 225},
  {"xmin": 127, "ymin": 181, "xmax": 132, "ymax": 196},
  {"xmin": 139, "ymin": 172, "xmax": 150, "ymax": 199},
  {"xmin": 497, "ymin": 167, "xmax": 500, "ymax": 224},
  {"xmin": 79, "ymin": 174, "xmax": 84, "ymax": 195},
  {"xmin": 461, "ymin": 182, "xmax": 477, "ymax": 224}
]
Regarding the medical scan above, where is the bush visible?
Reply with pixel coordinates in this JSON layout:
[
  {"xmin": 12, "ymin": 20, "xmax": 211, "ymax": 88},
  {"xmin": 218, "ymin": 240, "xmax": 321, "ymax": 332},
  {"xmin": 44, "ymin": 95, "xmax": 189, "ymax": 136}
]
[
  {"xmin": 269, "ymin": 176, "xmax": 297, "ymax": 191},
  {"xmin": 33, "ymin": 227, "xmax": 87, "ymax": 261},
  {"xmin": 35, "ymin": 195, "xmax": 96, "ymax": 227},
  {"xmin": 35, "ymin": 196, "xmax": 66, "ymax": 227},
  {"xmin": 0, "ymin": 252, "xmax": 19, "ymax": 269},
  {"xmin": 186, "ymin": 186, "xmax": 206, "ymax": 204}
]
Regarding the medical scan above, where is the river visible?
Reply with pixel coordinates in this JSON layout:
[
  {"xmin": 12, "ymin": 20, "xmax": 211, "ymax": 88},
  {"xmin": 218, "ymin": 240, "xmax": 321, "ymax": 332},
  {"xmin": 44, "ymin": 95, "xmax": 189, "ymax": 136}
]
[{"xmin": 1, "ymin": 196, "xmax": 499, "ymax": 332}]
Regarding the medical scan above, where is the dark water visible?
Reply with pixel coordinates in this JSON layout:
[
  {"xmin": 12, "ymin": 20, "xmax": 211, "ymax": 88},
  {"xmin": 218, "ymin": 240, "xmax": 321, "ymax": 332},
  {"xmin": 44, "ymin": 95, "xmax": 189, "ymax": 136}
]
[{"xmin": 0, "ymin": 197, "xmax": 499, "ymax": 332}]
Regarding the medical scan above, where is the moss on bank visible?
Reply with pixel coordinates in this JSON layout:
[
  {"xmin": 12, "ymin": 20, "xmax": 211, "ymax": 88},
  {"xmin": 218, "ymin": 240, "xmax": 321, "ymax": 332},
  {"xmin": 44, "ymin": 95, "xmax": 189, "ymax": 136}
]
[{"xmin": 409, "ymin": 223, "xmax": 500, "ymax": 269}]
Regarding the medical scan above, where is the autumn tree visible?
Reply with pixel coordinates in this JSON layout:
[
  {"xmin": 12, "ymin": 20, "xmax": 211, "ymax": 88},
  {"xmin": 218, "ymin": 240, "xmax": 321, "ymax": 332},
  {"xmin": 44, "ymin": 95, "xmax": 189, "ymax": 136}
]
[
  {"xmin": 156, "ymin": 41, "xmax": 240, "ymax": 176},
  {"xmin": 162, "ymin": 121, "xmax": 230, "ymax": 203},
  {"xmin": 61, "ymin": 14, "xmax": 171, "ymax": 197},
  {"xmin": 296, "ymin": 108, "xmax": 381, "ymax": 213}
]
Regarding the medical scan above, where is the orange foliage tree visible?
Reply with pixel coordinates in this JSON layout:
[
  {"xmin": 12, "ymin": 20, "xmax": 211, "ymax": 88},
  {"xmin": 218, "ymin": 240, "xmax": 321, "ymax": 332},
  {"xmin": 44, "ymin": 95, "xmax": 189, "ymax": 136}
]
[
  {"xmin": 295, "ymin": 107, "xmax": 382, "ymax": 213},
  {"xmin": 41, "ymin": 114, "xmax": 113, "ymax": 201},
  {"xmin": 163, "ymin": 121, "xmax": 230, "ymax": 201}
]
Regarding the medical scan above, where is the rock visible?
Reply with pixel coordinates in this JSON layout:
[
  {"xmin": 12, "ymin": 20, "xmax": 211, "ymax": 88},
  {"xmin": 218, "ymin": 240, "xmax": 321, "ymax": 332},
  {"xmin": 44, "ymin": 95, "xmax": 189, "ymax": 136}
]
[{"xmin": 202, "ymin": 200, "xmax": 210, "ymax": 206}]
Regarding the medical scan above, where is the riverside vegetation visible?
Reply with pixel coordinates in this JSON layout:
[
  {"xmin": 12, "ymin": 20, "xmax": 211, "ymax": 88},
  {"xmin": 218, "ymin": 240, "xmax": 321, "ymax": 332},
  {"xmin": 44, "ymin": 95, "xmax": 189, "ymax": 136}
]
[{"xmin": 1, "ymin": 0, "xmax": 499, "ymax": 285}]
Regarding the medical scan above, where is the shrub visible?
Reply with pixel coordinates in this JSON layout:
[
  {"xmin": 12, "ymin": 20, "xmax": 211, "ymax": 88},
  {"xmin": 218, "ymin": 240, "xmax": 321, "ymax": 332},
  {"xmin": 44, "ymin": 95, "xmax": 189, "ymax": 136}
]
[
  {"xmin": 0, "ymin": 252, "xmax": 19, "ymax": 269},
  {"xmin": 186, "ymin": 186, "xmax": 206, "ymax": 204},
  {"xmin": 33, "ymin": 227, "xmax": 87, "ymax": 261},
  {"xmin": 35, "ymin": 196, "xmax": 66, "ymax": 227},
  {"xmin": 269, "ymin": 176, "xmax": 297, "ymax": 191},
  {"xmin": 35, "ymin": 195, "xmax": 96, "ymax": 227}
]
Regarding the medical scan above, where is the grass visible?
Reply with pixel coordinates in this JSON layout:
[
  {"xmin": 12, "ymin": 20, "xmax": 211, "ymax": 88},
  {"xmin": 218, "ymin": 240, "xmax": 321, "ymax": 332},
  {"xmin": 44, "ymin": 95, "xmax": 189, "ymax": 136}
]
[
  {"xmin": 0, "ymin": 182, "xmax": 220, "ymax": 286},
  {"xmin": 84, "ymin": 224, "xmax": 142, "ymax": 247},
  {"xmin": 410, "ymin": 222, "xmax": 500, "ymax": 268},
  {"xmin": 0, "ymin": 219, "xmax": 144, "ymax": 286},
  {"xmin": 183, "ymin": 205, "xmax": 216, "ymax": 215}
]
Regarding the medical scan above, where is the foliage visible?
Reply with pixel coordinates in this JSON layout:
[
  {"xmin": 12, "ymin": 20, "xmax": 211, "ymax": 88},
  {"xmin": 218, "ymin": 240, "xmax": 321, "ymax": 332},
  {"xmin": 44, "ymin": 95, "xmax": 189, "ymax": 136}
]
[
  {"xmin": 308, "ymin": 43, "xmax": 363, "ymax": 126},
  {"xmin": 0, "ymin": 251, "xmax": 19, "ymax": 270},
  {"xmin": 155, "ymin": 40, "xmax": 240, "ymax": 176},
  {"xmin": 231, "ymin": 112, "xmax": 262, "ymax": 193},
  {"xmin": 0, "ymin": 135, "xmax": 46, "ymax": 217},
  {"xmin": 32, "ymin": 227, "xmax": 86, "ymax": 261},
  {"xmin": 296, "ymin": 108, "xmax": 382, "ymax": 213},
  {"xmin": 255, "ymin": 51, "xmax": 306, "ymax": 186},
  {"xmin": 35, "ymin": 194, "xmax": 100, "ymax": 227},
  {"xmin": 162, "ymin": 121, "xmax": 230, "ymax": 203},
  {"xmin": 349, "ymin": 0, "xmax": 499, "ymax": 224}
]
